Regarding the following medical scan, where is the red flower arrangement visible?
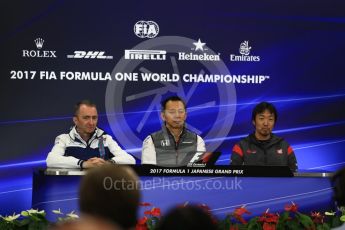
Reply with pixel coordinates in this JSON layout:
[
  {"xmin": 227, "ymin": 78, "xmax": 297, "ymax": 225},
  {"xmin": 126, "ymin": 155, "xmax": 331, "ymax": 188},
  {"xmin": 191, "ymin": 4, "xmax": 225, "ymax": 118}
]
[
  {"xmin": 258, "ymin": 209, "xmax": 279, "ymax": 230},
  {"xmin": 234, "ymin": 206, "xmax": 251, "ymax": 224},
  {"xmin": 284, "ymin": 202, "xmax": 298, "ymax": 213},
  {"xmin": 311, "ymin": 211, "xmax": 324, "ymax": 224},
  {"xmin": 136, "ymin": 202, "xmax": 162, "ymax": 230},
  {"xmin": 144, "ymin": 207, "xmax": 161, "ymax": 217},
  {"xmin": 136, "ymin": 202, "xmax": 345, "ymax": 230}
]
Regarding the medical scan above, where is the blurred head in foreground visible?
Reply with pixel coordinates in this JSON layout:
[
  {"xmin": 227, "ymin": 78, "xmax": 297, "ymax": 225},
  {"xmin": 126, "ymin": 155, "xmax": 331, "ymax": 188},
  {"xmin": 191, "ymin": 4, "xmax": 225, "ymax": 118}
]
[
  {"xmin": 156, "ymin": 205, "xmax": 217, "ymax": 230},
  {"xmin": 332, "ymin": 167, "xmax": 345, "ymax": 207},
  {"xmin": 79, "ymin": 164, "xmax": 140, "ymax": 229}
]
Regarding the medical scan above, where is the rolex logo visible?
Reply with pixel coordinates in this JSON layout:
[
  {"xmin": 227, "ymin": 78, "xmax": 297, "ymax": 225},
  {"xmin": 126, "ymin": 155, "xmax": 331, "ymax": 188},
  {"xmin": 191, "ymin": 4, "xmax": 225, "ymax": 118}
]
[
  {"xmin": 34, "ymin": 38, "xmax": 44, "ymax": 49},
  {"xmin": 22, "ymin": 38, "xmax": 56, "ymax": 58}
]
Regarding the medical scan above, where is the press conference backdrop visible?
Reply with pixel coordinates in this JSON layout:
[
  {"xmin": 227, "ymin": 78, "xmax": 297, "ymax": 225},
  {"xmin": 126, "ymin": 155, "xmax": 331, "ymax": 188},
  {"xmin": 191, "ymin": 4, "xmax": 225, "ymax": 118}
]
[{"xmin": 1, "ymin": 1, "xmax": 345, "ymax": 215}]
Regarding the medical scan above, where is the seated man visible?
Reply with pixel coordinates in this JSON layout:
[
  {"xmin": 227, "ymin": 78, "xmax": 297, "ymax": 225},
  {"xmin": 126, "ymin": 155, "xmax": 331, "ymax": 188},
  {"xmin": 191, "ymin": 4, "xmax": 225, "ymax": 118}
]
[
  {"xmin": 230, "ymin": 101, "xmax": 298, "ymax": 172},
  {"xmin": 141, "ymin": 96, "xmax": 206, "ymax": 166},
  {"xmin": 46, "ymin": 100, "xmax": 135, "ymax": 169}
]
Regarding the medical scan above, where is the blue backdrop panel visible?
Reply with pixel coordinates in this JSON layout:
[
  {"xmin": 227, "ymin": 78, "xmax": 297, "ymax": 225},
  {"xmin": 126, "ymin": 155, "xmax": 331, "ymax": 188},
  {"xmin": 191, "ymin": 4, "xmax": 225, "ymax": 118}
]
[
  {"xmin": 32, "ymin": 173, "xmax": 333, "ymax": 221},
  {"xmin": 1, "ymin": 0, "xmax": 345, "ymax": 215}
]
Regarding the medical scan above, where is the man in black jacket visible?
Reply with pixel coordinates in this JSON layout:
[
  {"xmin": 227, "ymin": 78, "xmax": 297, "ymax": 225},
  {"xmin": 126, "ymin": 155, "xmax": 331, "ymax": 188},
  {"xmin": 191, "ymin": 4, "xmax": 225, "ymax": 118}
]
[{"xmin": 230, "ymin": 102, "xmax": 298, "ymax": 171}]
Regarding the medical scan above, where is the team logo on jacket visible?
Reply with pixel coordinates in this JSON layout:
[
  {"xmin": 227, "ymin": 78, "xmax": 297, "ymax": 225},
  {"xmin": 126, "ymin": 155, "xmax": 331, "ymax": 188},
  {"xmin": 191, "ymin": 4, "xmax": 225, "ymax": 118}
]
[
  {"xmin": 182, "ymin": 141, "xmax": 193, "ymax": 144},
  {"xmin": 161, "ymin": 140, "xmax": 170, "ymax": 147},
  {"xmin": 99, "ymin": 136, "xmax": 107, "ymax": 141},
  {"xmin": 246, "ymin": 149, "xmax": 256, "ymax": 154},
  {"xmin": 276, "ymin": 149, "xmax": 283, "ymax": 154}
]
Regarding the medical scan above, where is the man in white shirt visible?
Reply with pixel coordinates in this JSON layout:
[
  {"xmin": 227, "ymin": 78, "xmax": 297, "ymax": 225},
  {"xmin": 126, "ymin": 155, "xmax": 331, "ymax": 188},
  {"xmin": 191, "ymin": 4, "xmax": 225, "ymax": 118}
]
[{"xmin": 46, "ymin": 100, "xmax": 135, "ymax": 169}]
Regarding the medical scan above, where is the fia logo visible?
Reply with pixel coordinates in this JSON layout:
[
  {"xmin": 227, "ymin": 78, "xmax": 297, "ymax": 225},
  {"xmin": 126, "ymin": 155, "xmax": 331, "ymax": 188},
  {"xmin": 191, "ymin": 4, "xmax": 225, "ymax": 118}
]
[
  {"xmin": 160, "ymin": 140, "xmax": 170, "ymax": 147},
  {"xmin": 239, "ymin": 41, "xmax": 251, "ymax": 56},
  {"xmin": 134, "ymin": 21, "xmax": 159, "ymax": 38}
]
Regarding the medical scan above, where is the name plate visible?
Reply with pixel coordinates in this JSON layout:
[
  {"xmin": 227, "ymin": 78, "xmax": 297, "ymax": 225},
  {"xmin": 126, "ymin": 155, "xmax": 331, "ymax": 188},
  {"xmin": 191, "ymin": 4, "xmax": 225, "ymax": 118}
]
[{"xmin": 133, "ymin": 165, "xmax": 293, "ymax": 177}]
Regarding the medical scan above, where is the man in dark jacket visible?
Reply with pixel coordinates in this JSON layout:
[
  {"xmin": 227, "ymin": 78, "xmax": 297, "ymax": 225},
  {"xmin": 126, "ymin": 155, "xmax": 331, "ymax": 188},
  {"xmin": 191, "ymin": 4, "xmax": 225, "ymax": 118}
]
[
  {"xmin": 230, "ymin": 102, "xmax": 298, "ymax": 172},
  {"xmin": 141, "ymin": 96, "xmax": 206, "ymax": 166}
]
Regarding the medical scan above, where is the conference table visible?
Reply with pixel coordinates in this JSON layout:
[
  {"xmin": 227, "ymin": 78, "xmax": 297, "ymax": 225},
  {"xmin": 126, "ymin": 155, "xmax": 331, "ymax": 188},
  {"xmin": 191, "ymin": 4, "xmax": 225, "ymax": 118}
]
[{"xmin": 32, "ymin": 165, "xmax": 335, "ymax": 221}]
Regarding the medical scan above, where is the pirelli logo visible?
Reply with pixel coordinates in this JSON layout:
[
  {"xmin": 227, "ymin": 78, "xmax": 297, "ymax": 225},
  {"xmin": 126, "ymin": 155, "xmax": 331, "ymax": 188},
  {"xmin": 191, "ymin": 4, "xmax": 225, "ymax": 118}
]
[{"xmin": 124, "ymin": 50, "xmax": 166, "ymax": 60}]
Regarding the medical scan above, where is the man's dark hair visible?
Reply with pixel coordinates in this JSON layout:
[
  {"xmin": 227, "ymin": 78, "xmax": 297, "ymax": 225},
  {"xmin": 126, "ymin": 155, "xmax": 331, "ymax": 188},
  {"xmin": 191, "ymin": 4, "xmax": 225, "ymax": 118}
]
[
  {"xmin": 79, "ymin": 164, "xmax": 140, "ymax": 229},
  {"xmin": 74, "ymin": 100, "xmax": 97, "ymax": 116},
  {"xmin": 161, "ymin": 96, "xmax": 186, "ymax": 112},
  {"xmin": 156, "ymin": 205, "xmax": 217, "ymax": 230},
  {"xmin": 251, "ymin": 102, "xmax": 278, "ymax": 122},
  {"xmin": 332, "ymin": 167, "xmax": 345, "ymax": 207}
]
